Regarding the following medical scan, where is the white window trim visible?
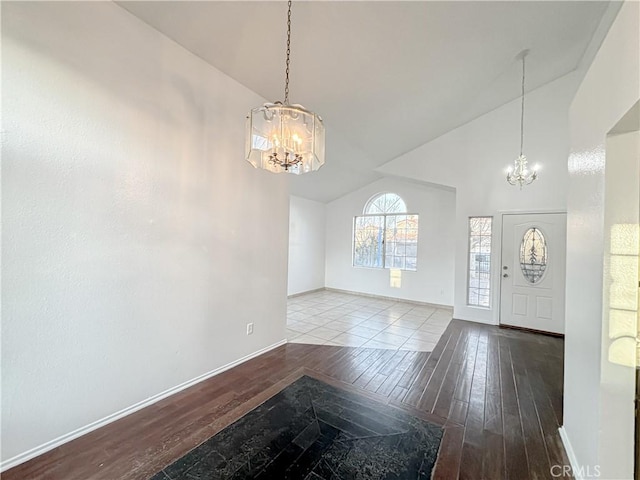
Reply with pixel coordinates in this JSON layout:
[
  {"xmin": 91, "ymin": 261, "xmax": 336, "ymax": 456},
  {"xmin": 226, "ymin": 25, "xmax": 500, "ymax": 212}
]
[{"xmin": 467, "ymin": 216, "xmax": 493, "ymax": 308}]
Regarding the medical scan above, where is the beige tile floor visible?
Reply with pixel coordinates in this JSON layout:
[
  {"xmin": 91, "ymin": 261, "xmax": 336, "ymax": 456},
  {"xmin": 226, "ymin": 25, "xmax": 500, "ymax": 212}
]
[{"xmin": 286, "ymin": 290, "xmax": 453, "ymax": 352}]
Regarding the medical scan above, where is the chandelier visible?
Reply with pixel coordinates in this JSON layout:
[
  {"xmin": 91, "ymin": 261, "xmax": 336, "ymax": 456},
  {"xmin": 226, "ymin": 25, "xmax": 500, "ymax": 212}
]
[
  {"xmin": 245, "ymin": 0, "xmax": 325, "ymax": 175},
  {"xmin": 506, "ymin": 50, "xmax": 538, "ymax": 188}
]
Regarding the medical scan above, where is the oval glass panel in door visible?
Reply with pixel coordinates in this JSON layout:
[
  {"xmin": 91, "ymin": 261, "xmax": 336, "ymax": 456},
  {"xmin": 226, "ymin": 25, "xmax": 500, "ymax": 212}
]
[{"xmin": 519, "ymin": 227, "xmax": 547, "ymax": 284}]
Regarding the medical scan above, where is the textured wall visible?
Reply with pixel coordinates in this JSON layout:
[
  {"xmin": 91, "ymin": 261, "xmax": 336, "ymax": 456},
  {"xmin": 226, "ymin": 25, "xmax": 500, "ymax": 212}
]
[{"xmin": 1, "ymin": 2, "xmax": 288, "ymax": 465}]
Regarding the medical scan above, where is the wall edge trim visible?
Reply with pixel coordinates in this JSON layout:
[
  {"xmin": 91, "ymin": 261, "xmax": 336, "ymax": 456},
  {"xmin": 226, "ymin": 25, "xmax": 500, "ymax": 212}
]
[
  {"xmin": 287, "ymin": 287, "xmax": 326, "ymax": 298},
  {"xmin": 558, "ymin": 426, "xmax": 584, "ymax": 480}
]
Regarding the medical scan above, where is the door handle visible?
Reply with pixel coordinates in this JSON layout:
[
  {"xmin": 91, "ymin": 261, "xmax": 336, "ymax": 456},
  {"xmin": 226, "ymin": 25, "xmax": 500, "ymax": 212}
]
[{"xmin": 503, "ymin": 273, "xmax": 509, "ymax": 278}]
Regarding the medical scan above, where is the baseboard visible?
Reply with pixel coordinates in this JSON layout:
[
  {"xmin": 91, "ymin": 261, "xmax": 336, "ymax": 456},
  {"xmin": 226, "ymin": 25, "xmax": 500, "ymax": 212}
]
[
  {"xmin": 323, "ymin": 287, "xmax": 453, "ymax": 311},
  {"xmin": 0, "ymin": 339, "xmax": 287, "ymax": 473},
  {"xmin": 449, "ymin": 313, "xmax": 497, "ymax": 326},
  {"xmin": 499, "ymin": 323, "xmax": 564, "ymax": 338},
  {"xmin": 287, "ymin": 287, "xmax": 325, "ymax": 298},
  {"xmin": 558, "ymin": 426, "xmax": 583, "ymax": 480}
]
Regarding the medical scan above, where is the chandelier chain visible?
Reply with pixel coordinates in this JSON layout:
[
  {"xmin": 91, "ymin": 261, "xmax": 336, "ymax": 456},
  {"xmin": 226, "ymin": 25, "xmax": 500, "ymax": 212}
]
[
  {"xmin": 520, "ymin": 54, "xmax": 525, "ymax": 156},
  {"xmin": 284, "ymin": 0, "xmax": 292, "ymax": 105},
  {"xmin": 506, "ymin": 50, "xmax": 537, "ymax": 188}
]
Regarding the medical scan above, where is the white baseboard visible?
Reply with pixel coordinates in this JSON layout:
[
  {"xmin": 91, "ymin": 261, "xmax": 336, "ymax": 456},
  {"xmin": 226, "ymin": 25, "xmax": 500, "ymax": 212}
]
[
  {"xmin": 0, "ymin": 339, "xmax": 287, "ymax": 473},
  {"xmin": 452, "ymin": 313, "xmax": 497, "ymax": 326},
  {"xmin": 559, "ymin": 426, "xmax": 583, "ymax": 480},
  {"xmin": 287, "ymin": 287, "xmax": 325, "ymax": 298},
  {"xmin": 323, "ymin": 287, "xmax": 453, "ymax": 310}
]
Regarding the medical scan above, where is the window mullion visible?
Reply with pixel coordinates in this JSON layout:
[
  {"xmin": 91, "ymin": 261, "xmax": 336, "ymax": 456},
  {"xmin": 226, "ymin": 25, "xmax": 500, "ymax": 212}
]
[{"xmin": 382, "ymin": 218, "xmax": 387, "ymax": 268}]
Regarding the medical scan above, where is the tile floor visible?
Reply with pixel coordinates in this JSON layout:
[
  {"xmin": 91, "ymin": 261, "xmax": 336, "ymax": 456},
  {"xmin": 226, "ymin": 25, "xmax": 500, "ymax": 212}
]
[{"xmin": 286, "ymin": 290, "xmax": 453, "ymax": 352}]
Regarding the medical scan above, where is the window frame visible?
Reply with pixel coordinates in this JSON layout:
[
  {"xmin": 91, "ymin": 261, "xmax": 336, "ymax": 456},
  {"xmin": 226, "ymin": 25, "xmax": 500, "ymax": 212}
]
[
  {"xmin": 352, "ymin": 205, "xmax": 420, "ymax": 272},
  {"xmin": 467, "ymin": 216, "xmax": 493, "ymax": 308},
  {"xmin": 363, "ymin": 193, "xmax": 408, "ymax": 215}
]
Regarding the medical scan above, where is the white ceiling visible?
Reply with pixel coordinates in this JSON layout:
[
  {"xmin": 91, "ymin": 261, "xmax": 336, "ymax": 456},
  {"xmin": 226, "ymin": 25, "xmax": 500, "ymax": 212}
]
[{"xmin": 118, "ymin": 1, "xmax": 612, "ymax": 202}]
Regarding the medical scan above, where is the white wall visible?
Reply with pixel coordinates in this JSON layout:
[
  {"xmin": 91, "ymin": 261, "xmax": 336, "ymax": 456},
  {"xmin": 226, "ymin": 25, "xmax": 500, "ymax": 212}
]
[
  {"xmin": 1, "ymin": 2, "xmax": 289, "ymax": 467},
  {"xmin": 564, "ymin": 2, "xmax": 639, "ymax": 477},
  {"xmin": 325, "ymin": 177, "xmax": 456, "ymax": 305},
  {"xmin": 287, "ymin": 196, "xmax": 326, "ymax": 296},
  {"xmin": 600, "ymin": 129, "xmax": 638, "ymax": 479},
  {"xmin": 377, "ymin": 72, "xmax": 578, "ymax": 325}
]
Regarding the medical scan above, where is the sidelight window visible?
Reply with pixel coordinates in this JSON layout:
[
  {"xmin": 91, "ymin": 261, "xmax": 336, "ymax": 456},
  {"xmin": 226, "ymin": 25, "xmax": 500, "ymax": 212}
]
[{"xmin": 468, "ymin": 217, "xmax": 492, "ymax": 307}]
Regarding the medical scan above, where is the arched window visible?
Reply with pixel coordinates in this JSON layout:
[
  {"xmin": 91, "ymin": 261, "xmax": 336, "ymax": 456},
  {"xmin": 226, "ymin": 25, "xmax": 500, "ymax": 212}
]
[
  {"xmin": 353, "ymin": 193, "xmax": 419, "ymax": 271},
  {"xmin": 364, "ymin": 193, "xmax": 407, "ymax": 215}
]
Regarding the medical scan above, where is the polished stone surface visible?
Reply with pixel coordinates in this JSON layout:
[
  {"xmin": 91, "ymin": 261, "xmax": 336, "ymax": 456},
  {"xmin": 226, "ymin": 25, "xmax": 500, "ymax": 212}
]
[{"xmin": 150, "ymin": 376, "xmax": 443, "ymax": 479}]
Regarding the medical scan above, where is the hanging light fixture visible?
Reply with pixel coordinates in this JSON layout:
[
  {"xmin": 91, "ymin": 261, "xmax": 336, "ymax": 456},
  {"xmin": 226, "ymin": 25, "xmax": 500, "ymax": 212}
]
[
  {"xmin": 245, "ymin": 0, "xmax": 325, "ymax": 175},
  {"xmin": 506, "ymin": 50, "xmax": 538, "ymax": 188}
]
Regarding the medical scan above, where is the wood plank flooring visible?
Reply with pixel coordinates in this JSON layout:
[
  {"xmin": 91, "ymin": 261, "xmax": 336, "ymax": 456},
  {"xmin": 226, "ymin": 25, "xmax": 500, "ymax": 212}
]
[{"xmin": 3, "ymin": 319, "xmax": 569, "ymax": 480}]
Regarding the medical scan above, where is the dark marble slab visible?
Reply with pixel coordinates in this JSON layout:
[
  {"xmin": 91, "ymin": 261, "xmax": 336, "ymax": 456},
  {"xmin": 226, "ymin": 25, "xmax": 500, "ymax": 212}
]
[{"xmin": 150, "ymin": 376, "xmax": 443, "ymax": 480}]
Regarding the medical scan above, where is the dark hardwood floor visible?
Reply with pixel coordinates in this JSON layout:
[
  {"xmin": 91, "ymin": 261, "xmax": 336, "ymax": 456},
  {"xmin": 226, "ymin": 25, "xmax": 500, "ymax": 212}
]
[{"xmin": 4, "ymin": 319, "xmax": 569, "ymax": 480}]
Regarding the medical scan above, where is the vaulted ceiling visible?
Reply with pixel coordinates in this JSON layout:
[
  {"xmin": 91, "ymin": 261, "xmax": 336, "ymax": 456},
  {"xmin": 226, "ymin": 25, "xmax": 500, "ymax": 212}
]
[{"xmin": 119, "ymin": 1, "xmax": 613, "ymax": 202}]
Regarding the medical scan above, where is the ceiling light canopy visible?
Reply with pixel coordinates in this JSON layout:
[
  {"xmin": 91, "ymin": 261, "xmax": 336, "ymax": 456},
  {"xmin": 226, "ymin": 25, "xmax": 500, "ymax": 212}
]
[
  {"xmin": 506, "ymin": 50, "xmax": 538, "ymax": 189},
  {"xmin": 245, "ymin": 1, "xmax": 325, "ymax": 175}
]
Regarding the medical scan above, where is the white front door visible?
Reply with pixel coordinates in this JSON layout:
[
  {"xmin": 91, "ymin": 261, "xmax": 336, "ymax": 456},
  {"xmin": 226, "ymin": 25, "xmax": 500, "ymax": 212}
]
[{"xmin": 500, "ymin": 213, "xmax": 567, "ymax": 334}]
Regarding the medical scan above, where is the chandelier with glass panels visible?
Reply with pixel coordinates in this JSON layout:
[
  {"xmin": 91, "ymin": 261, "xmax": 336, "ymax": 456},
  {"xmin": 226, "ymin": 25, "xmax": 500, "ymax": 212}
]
[{"xmin": 245, "ymin": 0, "xmax": 325, "ymax": 175}]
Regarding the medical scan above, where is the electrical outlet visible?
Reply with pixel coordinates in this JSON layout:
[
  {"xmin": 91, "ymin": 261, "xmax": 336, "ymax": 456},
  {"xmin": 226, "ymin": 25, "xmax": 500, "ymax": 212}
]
[{"xmin": 246, "ymin": 323, "xmax": 254, "ymax": 335}]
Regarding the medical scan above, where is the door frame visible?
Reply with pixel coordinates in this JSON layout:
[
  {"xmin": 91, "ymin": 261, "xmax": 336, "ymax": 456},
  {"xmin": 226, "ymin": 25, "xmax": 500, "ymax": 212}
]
[{"xmin": 497, "ymin": 210, "xmax": 567, "ymax": 330}]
